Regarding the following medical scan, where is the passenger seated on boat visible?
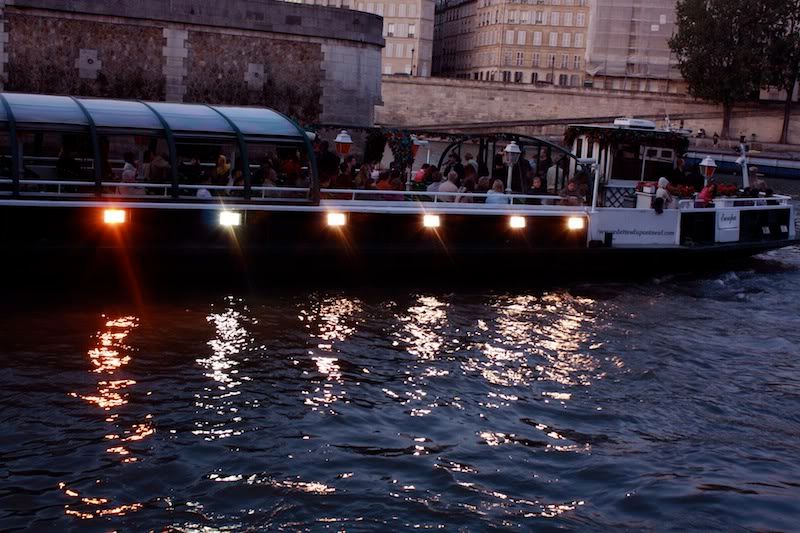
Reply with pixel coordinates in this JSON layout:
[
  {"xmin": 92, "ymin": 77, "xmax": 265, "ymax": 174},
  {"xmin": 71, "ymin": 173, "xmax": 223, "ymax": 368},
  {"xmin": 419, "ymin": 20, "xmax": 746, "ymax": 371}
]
[
  {"xmin": 697, "ymin": 180, "xmax": 717, "ymax": 207},
  {"xmin": 427, "ymin": 170, "xmax": 445, "ymax": 193},
  {"xmin": 655, "ymin": 177, "xmax": 676, "ymax": 210},
  {"xmin": 457, "ymin": 177, "xmax": 476, "ymax": 203},
  {"xmin": 530, "ymin": 176, "xmax": 547, "ymax": 205},
  {"xmin": 213, "ymin": 155, "xmax": 230, "ymax": 186},
  {"xmin": 438, "ymin": 170, "xmax": 460, "ymax": 201},
  {"xmin": 476, "ymin": 176, "xmax": 491, "ymax": 195},
  {"xmin": 119, "ymin": 152, "xmax": 145, "ymax": 196},
  {"xmin": 196, "ymin": 173, "xmax": 212, "ymax": 200},
  {"xmin": 559, "ymin": 180, "xmax": 583, "ymax": 206},
  {"xmin": 486, "ymin": 179, "xmax": 509, "ymax": 204},
  {"xmin": 354, "ymin": 163, "xmax": 373, "ymax": 189}
]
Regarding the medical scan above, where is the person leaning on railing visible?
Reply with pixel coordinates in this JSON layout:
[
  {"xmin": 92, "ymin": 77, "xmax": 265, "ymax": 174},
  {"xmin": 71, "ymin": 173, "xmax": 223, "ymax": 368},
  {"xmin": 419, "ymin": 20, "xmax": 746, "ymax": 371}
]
[{"xmin": 486, "ymin": 179, "xmax": 509, "ymax": 204}]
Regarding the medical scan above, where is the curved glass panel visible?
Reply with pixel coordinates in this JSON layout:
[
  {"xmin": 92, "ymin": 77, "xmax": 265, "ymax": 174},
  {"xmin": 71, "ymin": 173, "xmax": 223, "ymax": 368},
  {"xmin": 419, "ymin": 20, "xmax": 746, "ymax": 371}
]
[
  {"xmin": 146, "ymin": 102, "xmax": 234, "ymax": 134},
  {"xmin": 79, "ymin": 98, "xmax": 163, "ymax": 130},
  {"xmin": 4, "ymin": 93, "xmax": 87, "ymax": 125},
  {"xmin": 212, "ymin": 106, "xmax": 302, "ymax": 138},
  {"xmin": 0, "ymin": 101, "xmax": 7, "ymax": 122}
]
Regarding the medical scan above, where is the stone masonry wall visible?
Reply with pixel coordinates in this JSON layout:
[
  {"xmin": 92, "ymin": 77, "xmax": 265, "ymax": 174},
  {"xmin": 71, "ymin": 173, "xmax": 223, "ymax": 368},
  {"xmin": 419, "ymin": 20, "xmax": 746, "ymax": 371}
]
[
  {"xmin": 377, "ymin": 76, "xmax": 800, "ymax": 144},
  {"xmin": 1, "ymin": 0, "xmax": 384, "ymax": 126},
  {"xmin": 6, "ymin": 13, "xmax": 165, "ymax": 100},
  {"xmin": 184, "ymin": 31, "xmax": 324, "ymax": 124}
]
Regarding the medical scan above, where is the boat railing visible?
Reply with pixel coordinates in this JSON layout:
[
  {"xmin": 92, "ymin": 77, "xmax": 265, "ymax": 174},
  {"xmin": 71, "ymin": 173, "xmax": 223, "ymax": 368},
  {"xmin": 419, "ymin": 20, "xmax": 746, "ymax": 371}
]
[
  {"xmin": 677, "ymin": 195, "xmax": 792, "ymax": 210},
  {"xmin": 0, "ymin": 177, "xmax": 311, "ymax": 201},
  {"xmin": 319, "ymin": 188, "xmax": 566, "ymax": 205}
]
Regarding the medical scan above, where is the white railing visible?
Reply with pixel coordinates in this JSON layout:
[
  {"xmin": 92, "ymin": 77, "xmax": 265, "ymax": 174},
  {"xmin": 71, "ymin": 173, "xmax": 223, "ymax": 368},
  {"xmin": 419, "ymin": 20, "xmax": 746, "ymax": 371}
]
[
  {"xmin": 319, "ymin": 188, "xmax": 567, "ymax": 206},
  {"xmin": 678, "ymin": 194, "xmax": 792, "ymax": 210}
]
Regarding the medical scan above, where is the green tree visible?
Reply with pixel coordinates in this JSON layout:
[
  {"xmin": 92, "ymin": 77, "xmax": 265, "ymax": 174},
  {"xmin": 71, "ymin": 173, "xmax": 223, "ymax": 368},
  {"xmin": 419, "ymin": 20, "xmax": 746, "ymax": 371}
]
[
  {"xmin": 669, "ymin": 0, "xmax": 773, "ymax": 139},
  {"xmin": 765, "ymin": 0, "xmax": 800, "ymax": 144}
]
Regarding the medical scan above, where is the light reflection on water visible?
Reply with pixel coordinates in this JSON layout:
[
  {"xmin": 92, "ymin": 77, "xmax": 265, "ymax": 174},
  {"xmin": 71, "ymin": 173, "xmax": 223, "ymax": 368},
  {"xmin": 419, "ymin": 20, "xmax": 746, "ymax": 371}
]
[
  {"xmin": 62, "ymin": 315, "xmax": 147, "ymax": 520},
  {"xmin": 4, "ymin": 260, "xmax": 800, "ymax": 530}
]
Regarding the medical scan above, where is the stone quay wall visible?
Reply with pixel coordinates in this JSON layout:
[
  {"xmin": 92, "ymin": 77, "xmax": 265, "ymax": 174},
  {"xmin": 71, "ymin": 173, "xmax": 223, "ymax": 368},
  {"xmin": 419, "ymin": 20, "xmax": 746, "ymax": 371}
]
[
  {"xmin": 377, "ymin": 76, "xmax": 800, "ymax": 145},
  {"xmin": 0, "ymin": 0, "xmax": 384, "ymax": 126}
]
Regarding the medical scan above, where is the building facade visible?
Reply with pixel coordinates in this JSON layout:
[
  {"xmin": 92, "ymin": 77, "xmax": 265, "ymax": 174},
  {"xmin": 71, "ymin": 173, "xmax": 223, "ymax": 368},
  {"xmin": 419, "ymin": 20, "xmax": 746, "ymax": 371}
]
[
  {"xmin": 585, "ymin": 0, "xmax": 684, "ymax": 93},
  {"xmin": 288, "ymin": 0, "xmax": 435, "ymax": 76},
  {"xmin": 434, "ymin": 0, "xmax": 590, "ymax": 88}
]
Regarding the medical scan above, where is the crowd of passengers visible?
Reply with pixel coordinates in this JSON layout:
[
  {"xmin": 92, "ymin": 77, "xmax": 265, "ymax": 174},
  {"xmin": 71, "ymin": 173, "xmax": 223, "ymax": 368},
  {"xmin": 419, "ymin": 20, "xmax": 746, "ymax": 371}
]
[{"xmin": 317, "ymin": 144, "xmax": 591, "ymax": 205}]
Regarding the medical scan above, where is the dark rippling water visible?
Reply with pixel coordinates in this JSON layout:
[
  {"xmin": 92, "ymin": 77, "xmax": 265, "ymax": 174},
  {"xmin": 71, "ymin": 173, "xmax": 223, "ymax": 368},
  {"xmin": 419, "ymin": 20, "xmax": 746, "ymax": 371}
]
[{"xmin": 2, "ymin": 248, "xmax": 800, "ymax": 531}]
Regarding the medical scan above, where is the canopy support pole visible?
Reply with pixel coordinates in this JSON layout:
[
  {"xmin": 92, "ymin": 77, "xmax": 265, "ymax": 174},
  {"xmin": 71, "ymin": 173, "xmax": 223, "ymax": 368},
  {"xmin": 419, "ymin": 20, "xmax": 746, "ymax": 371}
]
[
  {"xmin": 0, "ymin": 94, "xmax": 19, "ymax": 198},
  {"xmin": 207, "ymin": 105, "xmax": 251, "ymax": 200},
  {"xmin": 70, "ymin": 97, "xmax": 102, "ymax": 197},
  {"xmin": 139, "ymin": 101, "xmax": 179, "ymax": 199}
]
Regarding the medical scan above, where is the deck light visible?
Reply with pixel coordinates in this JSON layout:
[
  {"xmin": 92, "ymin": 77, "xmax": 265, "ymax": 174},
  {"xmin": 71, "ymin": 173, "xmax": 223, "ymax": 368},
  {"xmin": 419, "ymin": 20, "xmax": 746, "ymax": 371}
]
[
  {"xmin": 509, "ymin": 216, "xmax": 526, "ymax": 229},
  {"xmin": 219, "ymin": 211, "xmax": 241, "ymax": 227},
  {"xmin": 327, "ymin": 212, "xmax": 347, "ymax": 227},
  {"xmin": 423, "ymin": 214, "xmax": 440, "ymax": 228},
  {"xmin": 334, "ymin": 130, "xmax": 353, "ymax": 156},
  {"xmin": 103, "ymin": 209, "xmax": 126, "ymax": 225},
  {"xmin": 699, "ymin": 156, "xmax": 717, "ymax": 185},
  {"xmin": 567, "ymin": 217, "xmax": 585, "ymax": 230}
]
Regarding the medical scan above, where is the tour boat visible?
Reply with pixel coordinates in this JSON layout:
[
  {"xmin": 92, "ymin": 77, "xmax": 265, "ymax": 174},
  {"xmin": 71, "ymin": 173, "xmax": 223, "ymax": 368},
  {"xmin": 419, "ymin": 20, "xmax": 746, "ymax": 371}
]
[{"xmin": 0, "ymin": 93, "xmax": 795, "ymax": 276}]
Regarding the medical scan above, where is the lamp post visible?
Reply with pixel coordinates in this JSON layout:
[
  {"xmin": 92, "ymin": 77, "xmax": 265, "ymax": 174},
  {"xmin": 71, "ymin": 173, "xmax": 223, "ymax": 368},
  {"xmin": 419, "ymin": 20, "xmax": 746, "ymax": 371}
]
[
  {"xmin": 504, "ymin": 141, "xmax": 521, "ymax": 193},
  {"xmin": 334, "ymin": 130, "xmax": 353, "ymax": 161},
  {"xmin": 699, "ymin": 156, "xmax": 717, "ymax": 186}
]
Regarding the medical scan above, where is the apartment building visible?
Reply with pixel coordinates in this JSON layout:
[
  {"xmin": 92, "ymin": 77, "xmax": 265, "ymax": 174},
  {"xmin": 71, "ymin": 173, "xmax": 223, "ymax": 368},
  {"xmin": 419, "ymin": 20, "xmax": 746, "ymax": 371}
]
[
  {"xmin": 434, "ymin": 0, "xmax": 590, "ymax": 87},
  {"xmin": 287, "ymin": 0, "xmax": 435, "ymax": 76}
]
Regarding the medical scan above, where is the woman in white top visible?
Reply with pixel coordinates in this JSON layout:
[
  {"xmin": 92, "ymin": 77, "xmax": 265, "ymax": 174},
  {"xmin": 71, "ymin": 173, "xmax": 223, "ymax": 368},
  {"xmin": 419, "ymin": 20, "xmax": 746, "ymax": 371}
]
[
  {"xmin": 119, "ymin": 152, "xmax": 145, "ymax": 196},
  {"xmin": 485, "ymin": 179, "xmax": 509, "ymax": 204},
  {"xmin": 655, "ymin": 177, "xmax": 675, "ymax": 208}
]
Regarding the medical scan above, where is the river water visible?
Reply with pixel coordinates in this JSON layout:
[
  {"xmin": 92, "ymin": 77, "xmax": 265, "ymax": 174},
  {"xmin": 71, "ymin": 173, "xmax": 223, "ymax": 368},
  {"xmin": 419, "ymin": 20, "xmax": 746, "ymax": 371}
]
[{"xmin": 2, "ymin": 244, "xmax": 800, "ymax": 531}]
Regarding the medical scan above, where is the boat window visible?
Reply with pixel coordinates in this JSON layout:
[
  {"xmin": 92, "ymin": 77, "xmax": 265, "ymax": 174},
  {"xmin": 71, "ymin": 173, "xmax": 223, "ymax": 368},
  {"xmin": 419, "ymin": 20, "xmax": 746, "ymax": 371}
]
[
  {"xmin": 246, "ymin": 140, "xmax": 311, "ymax": 201},
  {"xmin": 646, "ymin": 148, "xmax": 658, "ymax": 158},
  {"xmin": 98, "ymin": 133, "xmax": 170, "ymax": 198},
  {"xmin": 213, "ymin": 106, "xmax": 303, "ymax": 139},
  {"xmin": 80, "ymin": 99, "xmax": 163, "ymax": 131},
  {"xmin": 146, "ymin": 102, "xmax": 234, "ymax": 135},
  {"xmin": 4, "ymin": 93, "xmax": 87, "ymax": 126},
  {"xmin": 17, "ymin": 129, "xmax": 95, "ymax": 196},
  {"xmin": 174, "ymin": 139, "xmax": 242, "ymax": 200}
]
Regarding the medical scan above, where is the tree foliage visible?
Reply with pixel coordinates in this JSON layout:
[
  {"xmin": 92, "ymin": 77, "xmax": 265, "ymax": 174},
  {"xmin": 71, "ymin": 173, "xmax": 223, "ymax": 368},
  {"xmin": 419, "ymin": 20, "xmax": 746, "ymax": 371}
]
[
  {"xmin": 669, "ymin": 0, "xmax": 774, "ymax": 137},
  {"xmin": 765, "ymin": 0, "xmax": 800, "ymax": 143}
]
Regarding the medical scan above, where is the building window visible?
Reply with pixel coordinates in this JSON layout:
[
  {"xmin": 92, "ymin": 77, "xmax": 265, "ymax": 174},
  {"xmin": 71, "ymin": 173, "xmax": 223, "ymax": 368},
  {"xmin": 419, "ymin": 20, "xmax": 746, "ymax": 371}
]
[
  {"xmin": 409, "ymin": 3, "xmax": 416, "ymax": 17},
  {"xmin": 548, "ymin": 53, "xmax": 556, "ymax": 67},
  {"xmin": 516, "ymin": 51, "xmax": 524, "ymax": 65},
  {"xmin": 521, "ymin": 11, "xmax": 530, "ymax": 23},
  {"xmin": 551, "ymin": 12, "xmax": 560, "ymax": 26},
  {"xmin": 503, "ymin": 70, "xmax": 511, "ymax": 82},
  {"xmin": 533, "ymin": 52, "xmax": 540, "ymax": 66},
  {"xmin": 545, "ymin": 72, "xmax": 553, "ymax": 82},
  {"xmin": 384, "ymin": 65, "xmax": 392, "ymax": 74},
  {"xmin": 576, "ymin": 13, "xmax": 585, "ymax": 26},
  {"xmin": 561, "ymin": 54, "xmax": 568, "ymax": 68},
  {"xmin": 562, "ymin": 32, "xmax": 571, "ymax": 47},
  {"xmin": 396, "ymin": 43, "xmax": 404, "ymax": 57},
  {"xmin": 575, "ymin": 32, "xmax": 584, "ymax": 47},
  {"xmin": 399, "ymin": 3, "xmax": 406, "ymax": 17},
  {"xmin": 388, "ymin": 3, "xmax": 395, "ymax": 16},
  {"xmin": 386, "ymin": 42, "xmax": 394, "ymax": 57},
  {"xmin": 531, "ymin": 72, "xmax": 539, "ymax": 83},
  {"xmin": 517, "ymin": 31, "xmax": 526, "ymax": 45},
  {"xmin": 559, "ymin": 73, "xmax": 569, "ymax": 85},
  {"xmin": 535, "ymin": 10, "xmax": 543, "ymax": 23},
  {"xmin": 376, "ymin": 3, "xmax": 383, "ymax": 15},
  {"xmin": 564, "ymin": 12, "xmax": 572, "ymax": 26},
  {"xmin": 515, "ymin": 71, "xmax": 523, "ymax": 82},
  {"xmin": 506, "ymin": 30, "xmax": 514, "ymax": 44},
  {"xmin": 571, "ymin": 74, "xmax": 580, "ymax": 86},
  {"xmin": 366, "ymin": 2, "xmax": 374, "ymax": 13},
  {"xmin": 573, "ymin": 55, "xmax": 581, "ymax": 69},
  {"xmin": 409, "ymin": 24, "xmax": 416, "ymax": 37},
  {"xmin": 388, "ymin": 23, "xmax": 395, "ymax": 36},
  {"xmin": 504, "ymin": 52, "xmax": 512, "ymax": 65},
  {"xmin": 533, "ymin": 31, "xmax": 542, "ymax": 45},
  {"xmin": 405, "ymin": 64, "xmax": 412, "ymax": 74},
  {"xmin": 549, "ymin": 32, "xmax": 558, "ymax": 46}
]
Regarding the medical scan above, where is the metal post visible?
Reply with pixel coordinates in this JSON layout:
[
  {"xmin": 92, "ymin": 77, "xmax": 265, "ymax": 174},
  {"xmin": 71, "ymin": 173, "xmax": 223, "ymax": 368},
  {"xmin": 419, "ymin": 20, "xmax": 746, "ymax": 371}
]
[{"xmin": 70, "ymin": 97, "xmax": 102, "ymax": 197}]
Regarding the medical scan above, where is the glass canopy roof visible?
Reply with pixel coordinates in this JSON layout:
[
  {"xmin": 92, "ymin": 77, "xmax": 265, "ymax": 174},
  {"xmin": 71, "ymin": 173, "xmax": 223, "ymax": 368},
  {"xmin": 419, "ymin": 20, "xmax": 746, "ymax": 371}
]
[{"xmin": 0, "ymin": 92, "xmax": 305, "ymax": 139}]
